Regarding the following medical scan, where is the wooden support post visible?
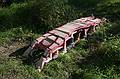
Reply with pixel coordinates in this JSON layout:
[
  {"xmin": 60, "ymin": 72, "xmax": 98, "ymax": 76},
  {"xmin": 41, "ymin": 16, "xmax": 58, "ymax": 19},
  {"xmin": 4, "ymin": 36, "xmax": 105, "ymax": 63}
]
[
  {"xmin": 74, "ymin": 32, "xmax": 81, "ymax": 44},
  {"xmin": 84, "ymin": 29, "xmax": 89, "ymax": 38},
  {"xmin": 36, "ymin": 57, "xmax": 45, "ymax": 72},
  {"xmin": 71, "ymin": 33, "xmax": 75, "ymax": 47},
  {"xmin": 63, "ymin": 39, "xmax": 67, "ymax": 54},
  {"xmin": 93, "ymin": 26, "xmax": 96, "ymax": 32},
  {"xmin": 36, "ymin": 51, "xmax": 52, "ymax": 72},
  {"xmin": 52, "ymin": 50, "xmax": 59, "ymax": 59}
]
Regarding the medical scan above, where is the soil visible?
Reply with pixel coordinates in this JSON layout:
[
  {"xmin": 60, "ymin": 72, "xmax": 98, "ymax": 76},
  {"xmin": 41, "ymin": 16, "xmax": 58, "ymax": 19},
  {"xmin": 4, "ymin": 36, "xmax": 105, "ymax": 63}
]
[{"xmin": 0, "ymin": 41, "xmax": 28, "ymax": 59}]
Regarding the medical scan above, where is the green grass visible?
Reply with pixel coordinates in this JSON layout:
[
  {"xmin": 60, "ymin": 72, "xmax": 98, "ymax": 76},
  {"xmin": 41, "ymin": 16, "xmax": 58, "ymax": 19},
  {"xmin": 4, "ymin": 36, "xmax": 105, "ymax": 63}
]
[
  {"xmin": 1, "ymin": 0, "xmax": 120, "ymax": 79},
  {"xmin": 1, "ymin": 36, "xmax": 120, "ymax": 79},
  {"xmin": 0, "ymin": 27, "xmax": 39, "ymax": 46},
  {"xmin": 1, "ymin": 27, "xmax": 120, "ymax": 79}
]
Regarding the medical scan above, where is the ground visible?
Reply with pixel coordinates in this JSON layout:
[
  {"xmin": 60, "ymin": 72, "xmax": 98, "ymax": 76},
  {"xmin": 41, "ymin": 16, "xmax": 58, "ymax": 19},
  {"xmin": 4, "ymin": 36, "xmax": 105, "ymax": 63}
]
[{"xmin": 0, "ymin": 0, "xmax": 120, "ymax": 79}]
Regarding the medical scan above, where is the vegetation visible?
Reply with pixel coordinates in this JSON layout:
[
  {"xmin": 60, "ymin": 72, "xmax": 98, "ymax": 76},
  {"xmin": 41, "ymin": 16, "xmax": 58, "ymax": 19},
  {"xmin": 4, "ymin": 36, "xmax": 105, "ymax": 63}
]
[{"xmin": 0, "ymin": 0, "xmax": 120, "ymax": 79}]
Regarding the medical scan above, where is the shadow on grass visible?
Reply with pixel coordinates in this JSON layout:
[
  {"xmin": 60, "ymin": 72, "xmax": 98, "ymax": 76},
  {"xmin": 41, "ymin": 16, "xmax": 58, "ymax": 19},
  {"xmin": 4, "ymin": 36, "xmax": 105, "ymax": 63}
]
[
  {"xmin": 9, "ymin": 46, "xmax": 28, "ymax": 58},
  {"xmin": 9, "ymin": 46, "xmax": 33, "ymax": 65},
  {"xmin": 9, "ymin": 45, "xmax": 44, "ymax": 66}
]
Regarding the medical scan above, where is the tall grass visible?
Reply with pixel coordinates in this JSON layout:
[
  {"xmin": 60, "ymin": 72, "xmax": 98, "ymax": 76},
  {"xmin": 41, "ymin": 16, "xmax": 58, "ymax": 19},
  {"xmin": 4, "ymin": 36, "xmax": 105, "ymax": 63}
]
[{"xmin": 0, "ymin": 0, "xmax": 120, "ymax": 79}]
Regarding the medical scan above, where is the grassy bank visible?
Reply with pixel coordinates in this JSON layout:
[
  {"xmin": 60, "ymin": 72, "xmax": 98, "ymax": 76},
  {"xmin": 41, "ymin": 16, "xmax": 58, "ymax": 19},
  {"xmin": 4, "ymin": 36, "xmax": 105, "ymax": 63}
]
[{"xmin": 0, "ymin": 0, "xmax": 120, "ymax": 79}]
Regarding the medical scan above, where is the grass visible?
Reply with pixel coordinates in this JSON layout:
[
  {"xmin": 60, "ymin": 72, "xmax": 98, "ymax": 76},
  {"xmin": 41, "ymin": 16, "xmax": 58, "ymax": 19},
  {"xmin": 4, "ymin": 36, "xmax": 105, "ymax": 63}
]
[
  {"xmin": 0, "ymin": 27, "xmax": 40, "ymax": 46},
  {"xmin": 1, "ymin": 28, "xmax": 120, "ymax": 79},
  {"xmin": 0, "ymin": 0, "xmax": 120, "ymax": 79},
  {"xmin": 1, "ymin": 36, "xmax": 120, "ymax": 79}
]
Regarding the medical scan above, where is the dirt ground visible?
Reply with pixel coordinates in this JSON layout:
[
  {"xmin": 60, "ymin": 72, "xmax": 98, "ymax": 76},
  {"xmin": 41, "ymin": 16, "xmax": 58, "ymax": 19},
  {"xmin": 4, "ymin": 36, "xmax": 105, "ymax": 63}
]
[{"xmin": 0, "ymin": 41, "xmax": 28, "ymax": 60}]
